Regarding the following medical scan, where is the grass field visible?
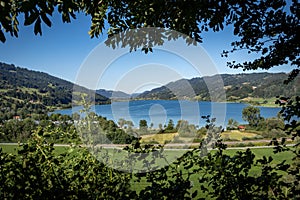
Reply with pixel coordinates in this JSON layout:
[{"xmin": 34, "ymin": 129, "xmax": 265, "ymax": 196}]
[
  {"xmin": 221, "ymin": 130, "xmax": 259, "ymax": 141},
  {"xmin": 140, "ymin": 132, "xmax": 178, "ymax": 144},
  {"xmin": 140, "ymin": 130, "xmax": 260, "ymax": 144}
]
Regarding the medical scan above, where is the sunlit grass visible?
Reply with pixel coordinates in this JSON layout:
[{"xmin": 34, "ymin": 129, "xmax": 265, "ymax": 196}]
[
  {"xmin": 222, "ymin": 130, "xmax": 258, "ymax": 141},
  {"xmin": 242, "ymin": 97, "xmax": 279, "ymax": 107},
  {"xmin": 141, "ymin": 133, "xmax": 178, "ymax": 144}
]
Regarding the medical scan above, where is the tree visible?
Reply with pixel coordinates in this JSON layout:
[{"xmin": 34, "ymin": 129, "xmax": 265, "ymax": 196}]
[
  {"xmin": 72, "ymin": 112, "xmax": 80, "ymax": 121},
  {"xmin": 149, "ymin": 123, "xmax": 154, "ymax": 130},
  {"xmin": 1, "ymin": 1, "xmax": 299, "ymax": 80},
  {"xmin": 165, "ymin": 119, "xmax": 175, "ymax": 132},
  {"xmin": 158, "ymin": 123, "xmax": 163, "ymax": 133},
  {"xmin": 266, "ymin": 117, "xmax": 285, "ymax": 131},
  {"xmin": 118, "ymin": 118, "xmax": 126, "ymax": 129},
  {"xmin": 126, "ymin": 120, "xmax": 134, "ymax": 127},
  {"xmin": 227, "ymin": 118, "xmax": 239, "ymax": 130},
  {"xmin": 139, "ymin": 119, "xmax": 148, "ymax": 129},
  {"xmin": 242, "ymin": 106, "xmax": 261, "ymax": 127},
  {"xmin": 139, "ymin": 119, "xmax": 148, "ymax": 134}
]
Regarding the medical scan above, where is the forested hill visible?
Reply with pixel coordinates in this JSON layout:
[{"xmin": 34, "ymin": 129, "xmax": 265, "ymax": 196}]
[
  {"xmin": 136, "ymin": 73, "xmax": 300, "ymax": 102},
  {"xmin": 0, "ymin": 62, "xmax": 109, "ymax": 119}
]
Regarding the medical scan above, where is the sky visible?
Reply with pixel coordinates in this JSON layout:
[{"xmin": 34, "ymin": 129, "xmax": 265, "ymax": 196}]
[{"xmin": 0, "ymin": 11, "xmax": 294, "ymax": 94}]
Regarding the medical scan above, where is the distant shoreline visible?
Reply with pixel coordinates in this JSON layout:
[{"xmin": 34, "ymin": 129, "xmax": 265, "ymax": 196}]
[{"xmin": 109, "ymin": 98, "xmax": 280, "ymax": 108}]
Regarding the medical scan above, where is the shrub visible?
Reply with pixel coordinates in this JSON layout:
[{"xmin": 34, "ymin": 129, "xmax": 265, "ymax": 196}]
[
  {"xmin": 261, "ymin": 129, "xmax": 287, "ymax": 138},
  {"xmin": 172, "ymin": 136, "xmax": 185, "ymax": 143},
  {"xmin": 242, "ymin": 137, "xmax": 254, "ymax": 141}
]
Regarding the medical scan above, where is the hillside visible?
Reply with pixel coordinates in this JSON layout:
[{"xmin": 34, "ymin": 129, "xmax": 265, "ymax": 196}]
[
  {"xmin": 136, "ymin": 73, "xmax": 300, "ymax": 103},
  {"xmin": 96, "ymin": 89, "xmax": 141, "ymax": 100},
  {"xmin": 96, "ymin": 89, "xmax": 130, "ymax": 99},
  {"xmin": 0, "ymin": 62, "xmax": 109, "ymax": 120}
]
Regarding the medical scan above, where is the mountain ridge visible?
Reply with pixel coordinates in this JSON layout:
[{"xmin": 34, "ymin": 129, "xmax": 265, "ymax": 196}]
[
  {"xmin": 0, "ymin": 62, "xmax": 109, "ymax": 119},
  {"xmin": 95, "ymin": 89, "xmax": 141, "ymax": 100},
  {"xmin": 135, "ymin": 72, "xmax": 300, "ymax": 103},
  {"xmin": 96, "ymin": 89, "xmax": 130, "ymax": 99}
]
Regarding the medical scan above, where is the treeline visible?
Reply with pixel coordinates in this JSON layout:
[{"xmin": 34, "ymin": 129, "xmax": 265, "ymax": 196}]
[{"xmin": 0, "ymin": 113, "xmax": 136, "ymax": 144}]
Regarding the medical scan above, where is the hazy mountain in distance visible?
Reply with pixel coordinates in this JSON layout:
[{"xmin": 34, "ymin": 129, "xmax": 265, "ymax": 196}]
[
  {"xmin": 96, "ymin": 89, "xmax": 142, "ymax": 99},
  {"xmin": 96, "ymin": 89, "xmax": 130, "ymax": 99}
]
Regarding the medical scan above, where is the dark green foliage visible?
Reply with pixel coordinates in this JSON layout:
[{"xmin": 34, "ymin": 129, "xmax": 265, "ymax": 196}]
[
  {"xmin": 274, "ymin": 96, "xmax": 300, "ymax": 198},
  {"xmin": 1, "ymin": 1, "xmax": 298, "ymax": 82},
  {"xmin": 0, "ymin": 113, "xmax": 76, "ymax": 143},
  {"xmin": 277, "ymin": 96, "xmax": 300, "ymax": 140},
  {"xmin": 164, "ymin": 119, "xmax": 176, "ymax": 133},
  {"xmin": 139, "ymin": 119, "xmax": 148, "ymax": 134},
  {"xmin": 0, "ymin": 112, "xmax": 136, "ymax": 145},
  {"xmin": 76, "ymin": 111, "xmax": 137, "ymax": 145},
  {"xmin": 176, "ymin": 119, "xmax": 197, "ymax": 137},
  {"xmin": 0, "ymin": 132, "xmax": 135, "ymax": 199},
  {"xmin": 242, "ymin": 106, "xmax": 261, "ymax": 127},
  {"xmin": 198, "ymin": 146, "xmax": 290, "ymax": 199}
]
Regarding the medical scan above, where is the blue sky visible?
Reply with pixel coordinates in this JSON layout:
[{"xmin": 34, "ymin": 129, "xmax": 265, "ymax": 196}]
[{"xmin": 0, "ymin": 11, "xmax": 293, "ymax": 93}]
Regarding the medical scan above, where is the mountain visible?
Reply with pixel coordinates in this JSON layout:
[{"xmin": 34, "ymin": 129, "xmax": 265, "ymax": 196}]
[
  {"xmin": 0, "ymin": 62, "xmax": 109, "ymax": 119},
  {"xmin": 131, "ymin": 93, "xmax": 142, "ymax": 98},
  {"xmin": 96, "ymin": 89, "xmax": 142, "ymax": 100},
  {"xmin": 136, "ymin": 73, "xmax": 300, "ymax": 102},
  {"xmin": 96, "ymin": 89, "xmax": 130, "ymax": 99}
]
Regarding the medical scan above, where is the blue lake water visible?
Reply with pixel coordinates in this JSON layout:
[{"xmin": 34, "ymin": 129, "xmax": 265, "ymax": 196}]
[{"xmin": 53, "ymin": 100, "xmax": 281, "ymax": 128}]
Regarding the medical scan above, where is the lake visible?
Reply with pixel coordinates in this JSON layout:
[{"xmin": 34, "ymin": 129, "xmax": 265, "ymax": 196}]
[{"xmin": 53, "ymin": 100, "xmax": 281, "ymax": 128}]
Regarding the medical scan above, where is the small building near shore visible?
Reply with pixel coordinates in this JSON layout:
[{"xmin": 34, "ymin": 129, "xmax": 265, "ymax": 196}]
[{"xmin": 238, "ymin": 125, "xmax": 246, "ymax": 131}]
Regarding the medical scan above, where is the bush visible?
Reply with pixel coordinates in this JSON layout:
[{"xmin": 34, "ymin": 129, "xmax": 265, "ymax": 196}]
[
  {"xmin": 222, "ymin": 137, "xmax": 239, "ymax": 141},
  {"xmin": 192, "ymin": 138, "xmax": 202, "ymax": 143},
  {"xmin": 145, "ymin": 140, "xmax": 160, "ymax": 144},
  {"xmin": 172, "ymin": 136, "xmax": 185, "ymax": 143},
  {"xmin": 254, "ymin": 135, "xmax": 264, "ymax": 139},
  {"xmin": 242, "ymin": 137, "xmax": 254, "ymax": 141},
  {"xmin": 261, "ymin": 129, "xmax": 287, "ymax": 138},
  {"xmin": 0, "ymin": 133, "xmax": 135, "ymax": 199}
]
